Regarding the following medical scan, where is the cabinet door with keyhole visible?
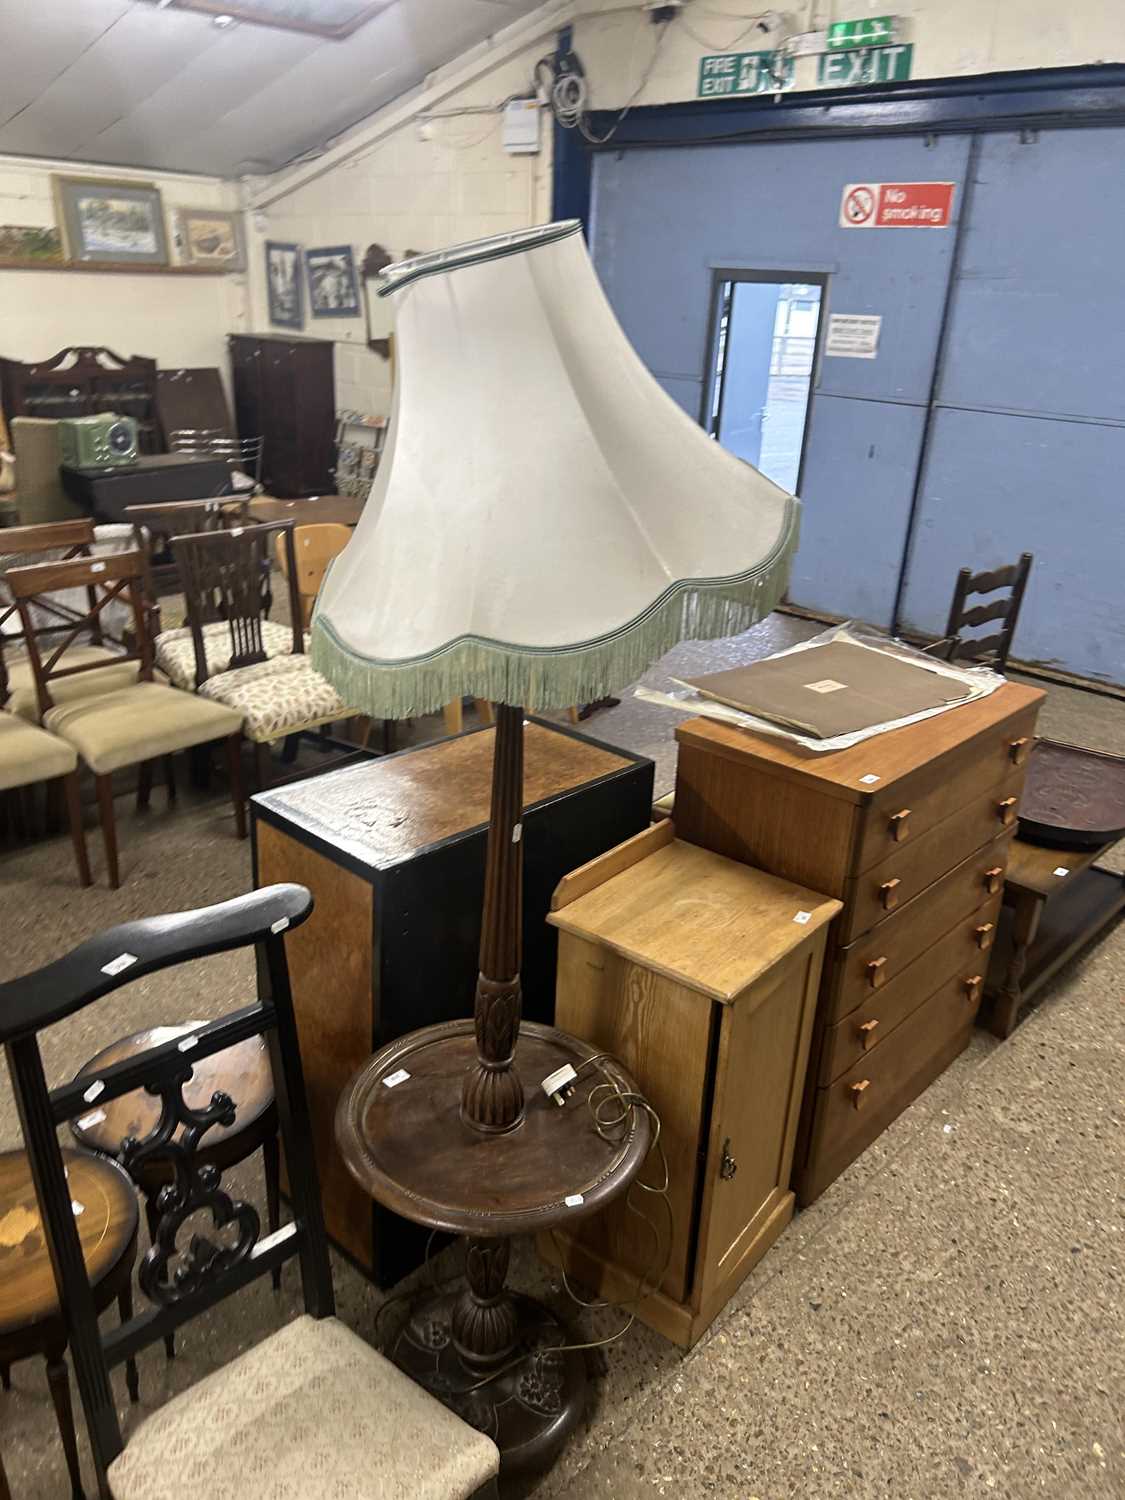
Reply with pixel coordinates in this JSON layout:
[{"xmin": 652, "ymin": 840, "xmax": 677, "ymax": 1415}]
[{"xmin": 695, "ymin": 939, "xmax": 824, "ymax": 1306}]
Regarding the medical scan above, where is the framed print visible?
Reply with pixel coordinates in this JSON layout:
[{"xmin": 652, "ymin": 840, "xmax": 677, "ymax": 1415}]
[
  {"xmin": 53, "ymin": 176, "xmax": 169, "ymax": 265},
  {"xmin": 305, "ymin": 244, "xmax": 361, "ymax": 318},
  {"xmin": 173, "ymin": 206, "xmax": 245, "ymax": 270},
  {"xmin": 266, "ymin": 241, "xmax": 303, "ymax": 328}
]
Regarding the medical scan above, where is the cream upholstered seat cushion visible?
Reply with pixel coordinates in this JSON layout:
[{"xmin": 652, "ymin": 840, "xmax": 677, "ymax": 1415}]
[
  {"xmin": 198, "ymin": 653, "xmax": 355, "ymax": 744},
  {"xmin": 44, "ymin": 681, "xmax": 244, "ymax": 774},
  {"xmin": 5, "ymin": 647, "xmax": 150, "ymax": 723},
  {"xmin": 107, "ymin": 1314, "xmax": 499, "ymax": 1500},
  {"xmin": 155, "ymin": 620, "xmax": 298, "ymax": 692},
  {"xmin": 0, "ymin": 714, "xmax": 77, "ymax": 791}
]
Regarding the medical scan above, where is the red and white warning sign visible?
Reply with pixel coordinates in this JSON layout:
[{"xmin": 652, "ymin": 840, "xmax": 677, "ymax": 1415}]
[{"xmin": 840, "ymin": 182, "xmax": 956, "ymax": 228}]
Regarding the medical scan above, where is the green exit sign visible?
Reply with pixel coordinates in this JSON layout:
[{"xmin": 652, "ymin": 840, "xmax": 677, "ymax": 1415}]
[{"xmin": 827, "ymin": 16, "xmax": 897, "ymax": 49}]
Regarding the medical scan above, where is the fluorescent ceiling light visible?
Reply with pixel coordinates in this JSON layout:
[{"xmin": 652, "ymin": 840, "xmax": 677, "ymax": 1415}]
[{"xmin": 148, "ymin": 1, "xmax": 389, "ymax": 38}]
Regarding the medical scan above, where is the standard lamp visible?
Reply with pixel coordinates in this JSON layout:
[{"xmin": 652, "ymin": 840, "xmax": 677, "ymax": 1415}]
[{"xmin": 317, "ymin": 219, "xmax": 798, "ymax": 1474}]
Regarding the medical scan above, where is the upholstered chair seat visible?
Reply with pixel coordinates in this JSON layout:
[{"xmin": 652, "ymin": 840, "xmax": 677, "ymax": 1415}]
[
  {"xmin": 4, "ymin": 645, "xmax": 149, "ymax": 722},
  {"xmin": 107, "ymin": 1314, "xmax": 499, "ymax": 1500},
  {"xmin": 0, "ymin": 712, "xmax": 77, "ymax": 788},
  {"xmin": 155, "ymin": 619, "xmax": 298, "ymax": 691},
  {"xmin": 197, "ymin": 653, "xmax": 353, "ymax": 743},
  {"xmin": 44, "ymin": 681, "xmax": 244, "ymax": 774}
]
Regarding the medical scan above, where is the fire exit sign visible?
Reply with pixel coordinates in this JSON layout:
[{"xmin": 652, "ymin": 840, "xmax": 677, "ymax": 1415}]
[
  {"xmin": 826, "ymin": 16, "xmax": 898, "ymax": 49},
  {"xmin": 698, "ymin": 50, "xmax": 795, "ymax": 97}
]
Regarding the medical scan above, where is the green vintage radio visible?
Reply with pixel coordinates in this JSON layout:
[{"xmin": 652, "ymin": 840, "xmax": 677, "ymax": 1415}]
[{"xmin": 58, "ymin": 413, "xmax": 139, "ymax": 469}]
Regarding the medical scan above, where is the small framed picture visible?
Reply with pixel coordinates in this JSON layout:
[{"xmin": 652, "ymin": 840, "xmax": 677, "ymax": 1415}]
[
  {"xmin": 266, "ymin": 241, "xmax": 303, "ymax": 328},
  {"xmin": 305, "ymin": 244, "xmax": 361, "ymax": 318},
  {"xmin": 53, "ymin": 175, "xmax": 169, "ymax": 265},
  {"xmin": 172, "ymin": 206, "xmax": 245, "ymax": 270}
]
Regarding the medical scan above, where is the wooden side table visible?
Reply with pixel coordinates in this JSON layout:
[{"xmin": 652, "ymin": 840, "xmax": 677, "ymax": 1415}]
[
  {"xmin": 984, "ymin": 839, "xmax": 1125, "ymax": 1037},
  {"xmin": 335, "ymin": 1018, "xmax": 651, "ymax": 1488},
  {"xmin": 540, "ymin": 821, "xmax": 840, "ymax": 1348}
]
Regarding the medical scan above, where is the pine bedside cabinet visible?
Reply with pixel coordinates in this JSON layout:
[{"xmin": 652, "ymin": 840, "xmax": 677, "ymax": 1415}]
[
  {"xmin": 539, "ymin": 820, "xmax": 840, "ymax": 1349},
  {"xmin": 672, "ymin": 681, "xmax": 1045, "ymax": 1206}
]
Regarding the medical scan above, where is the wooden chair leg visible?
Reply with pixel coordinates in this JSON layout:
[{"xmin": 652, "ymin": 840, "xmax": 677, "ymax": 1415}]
[
  {"xmin": 381, "ymin": 719, "xmax": 395, "ymax": 755},
  {"xmin": 62, "ymin": 773, "xmax": 91, "ymax": 888},
  {"xmin": 44, "ymin": 777, "xmax": 64, "ymax": 835},
  {"xmin": 567, "ymin": 706, "xmax": 580, "ymax": 725},
  {"xmin": 94, "ymin": 774, "xmax": 119, "ymax": 890},
  {"xmin": 0, "ymin": 1437, "xmax": 10, "ymax": 1500},
  {"xmin": 0, "ymin": 1361, "xmax": 10, "ymax": 1390},
  {"xmin": 225, "ymin": 735, "xmax": 247, "ymax": 839},
  {"xmin": 143, "ymin": 1198, "xmax": 176, "ymax": 1360},
  {"xmin": 45, "ymin": 1348, "xmax": 85, "ymax": 1500},
  {"xmin": 281, "ymin": 733, "xmax": 301, "ymax": 764},
  {"xmin": 264, "ymin": 1129, "xmax": 281, "ymax": 1290},
  {"xmin": 443, "ymin": 699, "xmax": 464, "ymax": 736},
  {"xmin": 254, "ymin": 741, "xmax": 272, "ymax": 792},
  {"xmin": 473, "ymin": 699, "xmax": 494, "ymax": 727},
  {"xmin": 163, "ymin": 753, "xmax": 177, "ymax": 804},
  {"xmin": 136, "ymin": 760, "xmax": 153, "ymax": 811},
  {"xmin": 117, "ymin": 1284, "xmax": 140, "ymax": 1404}
]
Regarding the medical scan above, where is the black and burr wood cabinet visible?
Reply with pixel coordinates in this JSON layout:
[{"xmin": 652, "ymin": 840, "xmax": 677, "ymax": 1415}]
[
  {"xmin": 229, "ymin": 332, "xmax": 335, "ymax": 497},
  {"xmin": 250, "ymin": 719, "xmax": 654, "ymax": 1283},
  {"xmin": 672, "ymin": 681, "xmax": 1045, "ymax": 1205}
]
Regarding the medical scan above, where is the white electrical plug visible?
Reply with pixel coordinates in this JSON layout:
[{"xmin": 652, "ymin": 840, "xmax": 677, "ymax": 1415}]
[{"xmin": 541, "ymin": 1064, "xmax": 578, "ymax": 1107}]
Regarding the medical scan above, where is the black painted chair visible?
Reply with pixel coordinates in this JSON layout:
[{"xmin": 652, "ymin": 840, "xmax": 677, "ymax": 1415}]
[{"xmin": 0, "ymin": 885, "xmax": 500, "ymax": 1500}]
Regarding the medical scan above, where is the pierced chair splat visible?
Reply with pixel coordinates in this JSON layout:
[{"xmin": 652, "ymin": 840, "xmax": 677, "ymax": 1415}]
[
  {"xmin": 0, "ymin": 885, "xmax": 500, "ymax": 1500},
  {"xmin": 172, "ymin": 523, "xmax": 361, "ymax": 789}
]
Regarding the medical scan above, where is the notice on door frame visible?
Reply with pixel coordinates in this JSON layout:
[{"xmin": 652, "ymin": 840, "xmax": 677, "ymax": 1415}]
[
  {"xmin": 840, "ymin": 181, "xmax": 956, "ymax": 228},
  {"xmin": 825, "ymin": 314, "xmax": 882, "ymax": 360}
]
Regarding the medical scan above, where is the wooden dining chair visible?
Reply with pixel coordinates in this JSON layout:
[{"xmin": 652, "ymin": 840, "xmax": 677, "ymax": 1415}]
[
  {"xmin": 0, "ymin": 520, "xmax": 145, "ymax": 721},
  {"xmin": 172, "ymin": 523, "xmax": 361, "ymax": 789},
  {"xmin": 274, "ymin": 521, "xmax": 350, "ymax": 630},
  {"xmin": 932, "ymin": 551, "xmax": 1033, "ymax": 672},
  {"xmin": 0, "ymin": 885, "xmax": 500, "ymax": 1500},
  {"xmin": 0, "ymin": 1150, "xmax": 140, "ymax": 1500},
  {"xmin": 6, "ymin": 551, "xmax": 246, "ymax": 887}
]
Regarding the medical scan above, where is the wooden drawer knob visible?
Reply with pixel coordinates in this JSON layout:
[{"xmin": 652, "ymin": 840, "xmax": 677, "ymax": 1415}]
[
  {"xmin": 879, "ymin": 878, "xmax": 901, "ymax": 911},
  {"xmin": 997, "ymin": 796, "xmax": 1019, "ymax": 827},
  {"xmin": 850, "ymin": 1079, "xmax": 871, "ymax": 1110},
  {"xmin": 889, "ymin": 808, "xmax": 911, "ymax": 842},
  {"xmin": 866, "ymin": 956, "xmax": 887, "ymax": 989},
  {"xmin": 858, "ymin": 1018, "xmax": 880, "ymax": 1050},
  {"xmin": 984, "ymin": 866, "xmax": 1004, "ymax": 895},
  {"xmin": 963, "ymin": 975, "xmax": 983, "ymax": 1005},
  {"xmin": 975, "ymin": 922, "xmax": 995, "ymax": 950},
  {"xmin": 1008, "ymin": 736, "xmax": 1031, "ymax": 766}
]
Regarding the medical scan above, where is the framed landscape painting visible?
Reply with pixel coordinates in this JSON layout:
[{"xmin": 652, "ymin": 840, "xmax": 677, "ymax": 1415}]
[
  {"xmin": 306, "ymin": 244, "xmax": 361, "ymax": 317},
  {"xmin": 173, "ymin": 206, "xmax": 245, "ymax": 270},
  {"xmin": 53, "ymin": 176, "xmax": 169, "ymax": 265},
  {"xmin": 266, "ymin": 241, "xmax": 303, "ymax": 328}
]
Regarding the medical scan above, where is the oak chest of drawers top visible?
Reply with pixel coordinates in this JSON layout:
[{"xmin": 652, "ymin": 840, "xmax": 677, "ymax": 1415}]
[{"xmin": 673, "ymin": 681, "xmax": 1045, "ymax": 893}]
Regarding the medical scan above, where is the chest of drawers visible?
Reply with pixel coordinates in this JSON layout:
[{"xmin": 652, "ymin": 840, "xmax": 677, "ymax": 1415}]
[{"xmin": 673, "ymin": 681, "xmax": 1044, "ymax": 1204}]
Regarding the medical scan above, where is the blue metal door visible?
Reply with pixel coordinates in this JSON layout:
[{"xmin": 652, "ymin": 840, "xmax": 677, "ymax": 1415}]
[
  {"xmin": 590, "ymin": 133, "xmax": 972, "ymax": 622},
  {"xmin": 897, "ymin": 127, "xmax": 1125, "ymax": 684}
]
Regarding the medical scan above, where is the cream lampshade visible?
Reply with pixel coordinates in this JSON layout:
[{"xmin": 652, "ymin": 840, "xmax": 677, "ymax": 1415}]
[
  {"xmin": 312, "ymin": 220, "xmax": 800, "ymax": 1137},
  {"xmin": 310, "ymin": 218, "xmax": 799, "ymax": 717}
]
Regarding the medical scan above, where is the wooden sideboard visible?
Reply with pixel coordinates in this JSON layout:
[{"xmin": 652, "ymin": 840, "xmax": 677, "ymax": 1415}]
[
  {"xmin": 251, "ymin": 720, "xmax": 654, "ymax": 1284},
  {"xmin": 673, "ymin": 681, "xmax": 1045, "ymax": 1204}
]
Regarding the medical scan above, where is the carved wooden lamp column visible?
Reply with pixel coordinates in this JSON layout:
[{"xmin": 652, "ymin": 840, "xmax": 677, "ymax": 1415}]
[{"xmin": 317, "ymin": 221, "xmax": 801, "ymax": 1484}]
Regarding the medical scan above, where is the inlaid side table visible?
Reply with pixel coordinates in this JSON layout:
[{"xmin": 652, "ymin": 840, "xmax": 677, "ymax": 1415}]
[{"xmin": 335, "ymin": 1017, "xmax": 651, "ymax": 1489}]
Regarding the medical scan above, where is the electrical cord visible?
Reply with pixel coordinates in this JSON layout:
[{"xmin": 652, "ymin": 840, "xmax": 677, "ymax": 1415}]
[{"xmin": 443, "ymin": 1060, "xmax": 673, "ymax": 1397}]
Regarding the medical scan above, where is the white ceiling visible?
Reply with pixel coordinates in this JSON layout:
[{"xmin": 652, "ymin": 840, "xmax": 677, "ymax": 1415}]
[{"xmin": 0, "ymin": 0, "xmax": 542, "ymax": 178}]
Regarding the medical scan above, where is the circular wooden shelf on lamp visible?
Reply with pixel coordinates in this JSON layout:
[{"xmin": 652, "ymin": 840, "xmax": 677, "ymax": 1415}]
[{"xmin": 336, "ymin": 1017, "xmax": 651, "ymax": 1485}]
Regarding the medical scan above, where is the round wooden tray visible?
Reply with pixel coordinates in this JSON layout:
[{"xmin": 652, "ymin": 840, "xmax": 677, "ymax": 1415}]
[{"xmin": 1018, "ymin": 739, "xmax": 1125, "ymax": 848}]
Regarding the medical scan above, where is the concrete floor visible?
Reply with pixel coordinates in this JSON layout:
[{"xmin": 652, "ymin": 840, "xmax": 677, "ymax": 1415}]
[{"xmin": 1, "ymin": 617, "xmax": 1122, "ymax": 1500}]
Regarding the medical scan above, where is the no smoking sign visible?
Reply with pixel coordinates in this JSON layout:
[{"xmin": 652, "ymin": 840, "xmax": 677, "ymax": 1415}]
[{"xmin": 840, "ymin": 181, "xmax": 955, "ymax": 228}]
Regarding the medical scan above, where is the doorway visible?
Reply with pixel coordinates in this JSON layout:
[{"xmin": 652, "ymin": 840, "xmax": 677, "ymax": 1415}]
[{"xmin": 705, "ymin": 274, "xmax": 824, "ymax": 493}]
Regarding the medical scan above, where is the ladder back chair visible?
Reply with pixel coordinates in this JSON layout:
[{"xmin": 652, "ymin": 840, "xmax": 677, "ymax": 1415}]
[
  {"xmin": 935, "ymin": 551, "xmax": 1033, "ymax": 672},
  {"xmin": 6, "ymin": 551, "xmax": 246, "ymax": 887},
  {"xmin": 173, "ymin": 523, "xmax": 361, "ymax": 788},
  {"xmin": 0, "ymin": 886, "xmax": 500, "ymax": 1500}
]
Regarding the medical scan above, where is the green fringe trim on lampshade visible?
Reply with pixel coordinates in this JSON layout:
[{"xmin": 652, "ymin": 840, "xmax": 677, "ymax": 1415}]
[{"xmin": 310, "ymin": 498, "xmax": 800, "ymax": 719}]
